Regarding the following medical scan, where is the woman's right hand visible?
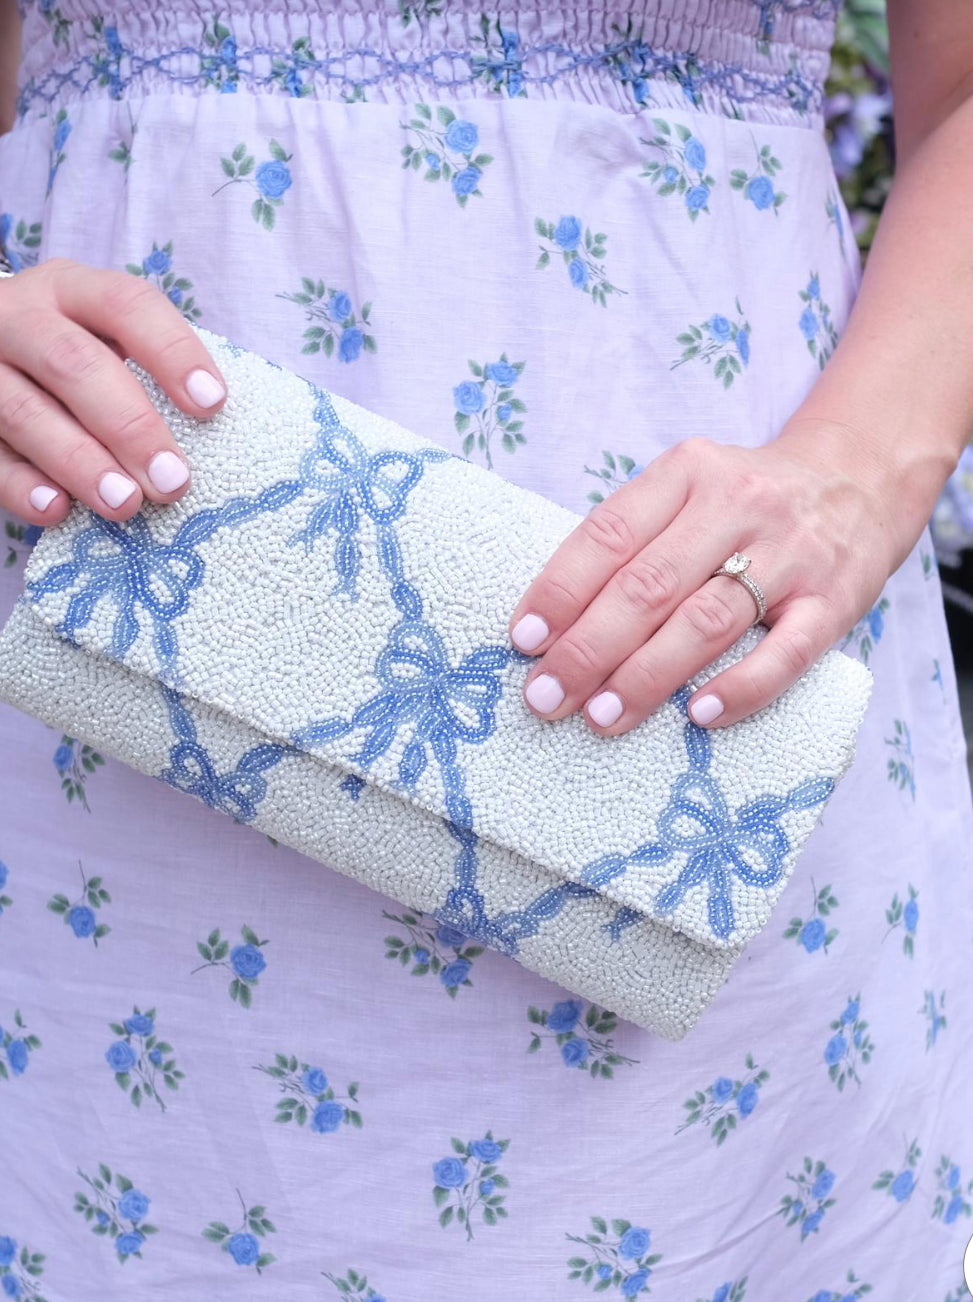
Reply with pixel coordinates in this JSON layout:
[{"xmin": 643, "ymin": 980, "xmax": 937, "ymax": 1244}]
[{"xmin": 0, "ymin": 256, "xmax": 228, "ymax": 525}]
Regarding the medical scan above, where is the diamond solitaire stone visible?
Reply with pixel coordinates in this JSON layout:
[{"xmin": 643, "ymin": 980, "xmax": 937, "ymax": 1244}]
[{"xmin": 723, "ymin": 552, "xmax": 749, "ymax": 574}]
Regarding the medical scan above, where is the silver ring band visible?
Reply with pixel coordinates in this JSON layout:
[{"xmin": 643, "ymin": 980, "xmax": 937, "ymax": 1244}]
[{"xmin": 711, "ymin": 551, "xmax": 767, "ymax": 625}]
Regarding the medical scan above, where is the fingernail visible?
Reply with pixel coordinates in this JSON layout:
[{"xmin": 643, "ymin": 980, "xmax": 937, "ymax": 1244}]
[
  {"xmin": 185, "ymin": 368, "xmax": 226, "ymax": 408},
  {"xmin": 98, "ymin": 470, "xmax": 138, "ymax": 509},
  {"xmin": 147, "ymin": 449, "xmax": 190, "ymax": 493},
  {"xmin": 511, "ymin": 612, "xmax": 549, "ymax": 652},
  {"xmin": 28, "ymin": 484, "xmax": 59, "ymax": 512},
  {"xmin": 525, "ymin": 672, "xmax": 564, "ymax": 714},
  {"xmin": 689, "ymin": 692, "xmax": 724, "ymax": 725},
  {"xmin": 587, "ymin": 690, "xmax": 624, "ymax": 728}
]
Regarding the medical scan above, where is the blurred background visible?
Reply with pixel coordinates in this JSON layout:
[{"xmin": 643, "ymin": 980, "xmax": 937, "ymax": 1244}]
[{"xmin": 825, "ymin": 0, "xmax": 973, "ymax": 778}]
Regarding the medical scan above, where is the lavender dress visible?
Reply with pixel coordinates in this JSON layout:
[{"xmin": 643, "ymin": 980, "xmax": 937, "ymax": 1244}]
[{"xmin": 1, "ymin": 4, "xmax": 972, "ymax": 1300}]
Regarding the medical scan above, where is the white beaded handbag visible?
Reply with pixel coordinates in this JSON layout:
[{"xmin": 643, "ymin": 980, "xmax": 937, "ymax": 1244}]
[{"xmin": 0, "ymin": 325, "xmax": 874, "ymax": 1039}]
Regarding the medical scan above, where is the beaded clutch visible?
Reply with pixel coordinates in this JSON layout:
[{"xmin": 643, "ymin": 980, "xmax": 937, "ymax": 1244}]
[{"xmin": 0, "ymin": 326, "xmax": 874, "ymax": 1039}]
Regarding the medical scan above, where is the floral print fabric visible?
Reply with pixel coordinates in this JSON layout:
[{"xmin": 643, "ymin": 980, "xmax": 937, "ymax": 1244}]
[{"xmin": 1, "ymin": 2, "xmax": 973, "ymax": 1300}]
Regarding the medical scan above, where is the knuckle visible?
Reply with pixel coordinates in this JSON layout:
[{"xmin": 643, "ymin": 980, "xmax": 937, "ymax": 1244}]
[
  {"xmin": 0, "ymin": 384, "xmax": 50, "ymax": 434},
  {"xmin": 683, "ymin": 588, "xmax": 740, "ymax": 642},
  {"xmin": 151, "ymin": 328, "xmax": 195, "ymax": 368},
  {"xmin": 102, "ymin": 272, "xmax": 159, "ymax": 321},
  {"xmin": 581, "ymin": 504, "xmax": 638, "ymax": 563},
  {"xmin": 105, "ymin": 399, "xmax": 163, "ymax": 450},
  {"xmin": 557, "ymin": 629, "xmax": 604, "ymax": 680},
  {"xmin": 615, "ymin": 554, "xmax": 680, "ymax": 613},
  {"xmin": 537, "ymin": 568, "xmax": 583, "ymax": 613},
  {"xmin": 772, "ymin": 624, "xmax": 816, "ymax": 678},
  {"xmin": 624, "ymin": 653, "xmax": 663, "ymax": 702},
  {"xmin": 57, "ymin": 436, "xmax": 101, "ymax": 485},
  {"xmin": 44, "ymin": 328, "xmax": 102, "ymax": 382}
]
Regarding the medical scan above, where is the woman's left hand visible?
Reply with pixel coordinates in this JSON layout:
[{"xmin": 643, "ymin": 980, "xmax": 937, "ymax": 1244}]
[{"xmin": 507, "ymin": 425, "xmax": 911, "ymax": 733}]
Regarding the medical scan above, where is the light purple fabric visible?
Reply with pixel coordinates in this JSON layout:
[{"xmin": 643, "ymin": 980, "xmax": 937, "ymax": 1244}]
[{"xmin": 1, "ymin": 4, "xmax": 973, "ymax": 1300}]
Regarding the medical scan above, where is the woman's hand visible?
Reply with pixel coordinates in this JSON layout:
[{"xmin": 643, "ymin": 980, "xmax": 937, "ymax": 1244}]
[
  {"xmin": 508, "ymin": 428, "xmax": 913, "ymax": 732},
  {"xmin": 0, "ymin": 257, "xmax": 228, "ymax": 525}
]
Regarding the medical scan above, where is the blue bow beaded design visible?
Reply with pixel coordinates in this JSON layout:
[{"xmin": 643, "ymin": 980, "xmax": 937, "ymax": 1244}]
[
  {"xmin": 159, "ymin": 684, "xmax": 293, "ymax": 823},
  {"xmin": 26, "ymin": 479, "xmax": 303, "ymax": 683},
  {"xmin": 288, "ymin": 390, "xmax": 451, "ymax": 608},
  {"xmin": 585, "ymin": 686, "xmax": 834, "ymax": 940}
]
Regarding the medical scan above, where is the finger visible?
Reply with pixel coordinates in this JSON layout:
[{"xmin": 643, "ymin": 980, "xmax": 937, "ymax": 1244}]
[
  {"xmin": 582, "ymin": 566, "xmax": 765, "ymax": 734},
  {"xmin": 0, "ymin": 437, "xmax": 72, "ymax": 525},
  {"xmin": 54, "ymin": 263, "xmax": 227, "ymax": 416},
  {"xmin": 682, "ymin": 597, "xmax": 838, "ymax": 729},
  {"xmin": 0, "ymin": 359, "xmax": 147, "ymax": 519},
  {"xmin": 507, "ymin": 442, "xmax": 693, "ymax": 655},
  {"xmin": 1, "ymin": 309, "xmax": 192, "ymax": 506},
  {"xmin": 519, "ymin": 506, "xmax": 740, "ymax": 721}
]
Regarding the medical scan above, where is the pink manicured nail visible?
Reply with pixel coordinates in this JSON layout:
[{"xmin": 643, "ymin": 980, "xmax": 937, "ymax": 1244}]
[
  {"xmin": 147, "ymin": 450, "xmax": 190, "ymax": 493},
  {"xmin": 689, "ymin": 692, "xmax": 724, "ymax": 725},
  {"xmin": 587, "ymin": 690, "xmax": 624, "ymax": 728},
  {"xmin": 511, "ymin": 613, "xmax": 549, "ymax": 652},
  {"xmin": 98, "ymin": 471, "xmax": 137, "ymax": 509},
  {"xmin": 28, "ymin": 485, "xmax": 58, "ymax": 512},
  {"xmin": 525, "ymin": 672, "xmax": 564, "ymax": 714},
  {"xmin": 185, "ymin": 368, "xmax": 226, "ymax": 408}
]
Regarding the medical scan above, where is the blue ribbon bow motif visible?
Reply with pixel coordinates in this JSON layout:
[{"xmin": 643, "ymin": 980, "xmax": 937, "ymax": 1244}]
[
  {"xmin": 288, "ymin": 391, "xmax": 451, "ymax": 606},
  {"xmin": 26, "ymin": 478, "xmax": 304, "ymax": 682},
  {"xmin": 587, "ymin": 686, "xmax": 835, "ymax": 941},
  {"xmin": 159, "ymin": 685, "xmax": 293, "ymax": 824},
  {"xmin": 293, "ymin": 617, "xmax": 512, "ymax": 791}
]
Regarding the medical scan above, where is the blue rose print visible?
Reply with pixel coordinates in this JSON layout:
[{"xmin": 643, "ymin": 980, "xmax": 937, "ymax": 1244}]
[
  {"xmin": 51, "ymin": 732, "xmax": 106, "ymax": 812},
  {"xmin": 693, "ymin": 1280, "xmax": 748, "ymax": 1302},
  {"xmin": 0, "ymin": 861, "xmax": 10, "ymax": 920},
  {"xmin": 0, "ymin": 214, "xmax": 41, "ymax": 271},
  {"xmin": 432, "ymin": 1132, "xmax": 509, "ymax": 1240},
  {"xmin": 124, "ymin": 240, "xmax": 202, "ymax": 320},
  {"xmin": 885, "ymin": 718, "xmax": 916, "ymax": 799},
  {"xmin": 932, "ymin": 1155, "xmax": 973, "ymax": 1225},
  {"xmin": 823, "ymin": 992, "xmax": 873, "ymax": 1090},
  {"xmin": 826, "ymin": 188, "xmax": 848, "ymax": 257},
  {"xmin": 453, "ymin": 352, "xmax": 528, "ymax": 468},
  {"xmin": 88, "ymin": 16, "xmax": 124, "ymax": 98},
  {"xmin": 0, "ymin": 1011, "xmax": 40, "ymax": 1082},
  {"xmin": 838, "ymin": 595, "xmax": 889, "ymax": 665},
  {"xmin": 677, "ymin": 1053, "xmax": 769, "ymax": 1145},
  {"xmin": 470, "ymin": 17, "xmax": 527, "ymax": 96},
  {"xmin": 535, "ymin": 216, "xmax": 627, "ymax": 306},
  {"xmin": 255, "ymin": 1052, "xmax": 363, "ymax": 1133},
  {"xmin": 783, "ymin": 879, "xmax": 839, "ymax": 955},
  {"xmin": 400, "ymin": 103, "xmax": 494, "ymax": 206},
  {"xmin": 672, "ymin": 298, "xmax": 752, "ymax": 388},
  {"xmin": 882, "ymin": 882, "xmax": 919, "ymax": 956},
  {"xmin": 797, "ymin": 272, "xmax": 839, "ymax": 369},
  {"xmin": 46, "ymin": 107, "xmax": 71, "ymax": 195},
  {"xmin": 639, "ymin": 118, "xmax": 716, "ymax": 220},
  {"xmin": 0, "ymin": 1234, "xmax": 46, "ymax": 1301},
  {"xmin": 527, "ymin": 1000, "xmax": 639, "ymax": 1078},
  {"xmin": 778, "ymin": 1158, "xmax": 838, "ymax": 1240},
  {"xmin": 47, "ymin": 860, "xmax": 111, "ymax": 945},
  {"xmin": 202, "ymin": 1191, "xmax": 276, "ymax": 1274},
  {"xmin": 873, "ymin": 1137, "xmax": 921, "ymax": 1203},
  {"xmin": 382, "ymin": 908, "xmax": 483, "ymax": 996},
  {"xmin": 104, "ymin": 1005, "xmax": 183, "ymax": 1111},
  {"xmin": 805, "ymin": 1270, "xmax": 872, "ymax": 1302},
  {"xmin": 730, "ymin": 137, "xmax": 785, "ymax": 214},
  {"xmin": 582, "ymin": 450, "xmax": 645, "ymax": 506},
  {"xmin": 193, "ymin": 924, "xmax": 268, "ymax": 1007},
  {"xmin": 278, "ymin": 275, "xmax": 377, "ymax": 363},
  {"xmin": 323, "ymin": 1267, "xmax": 388, "ymax": 1301},
  {"xmin": 200, "ymin": 17, "xmax": 240, "ymax": 92},
  {"xmin": 74, "ymin": 1164, "xmax": 159, "ymax": 1262},
  {"xmin": 266, "ymin": 33, "xmax": 320, "ymax": 98},
  {"xmin": 919, "ymin": 989, "xmax": 947, "ymax": 1050},
  {"xmin": 213, "ymin": 138, "xmax": 293, "ymax": 230},
  {"xmin": 566, "ymin": 1216, "xmax": 663, "ymax": 1296}
]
